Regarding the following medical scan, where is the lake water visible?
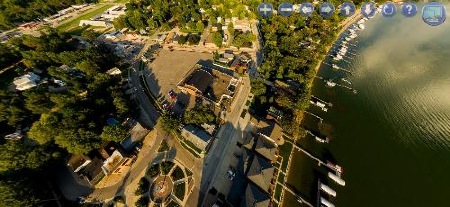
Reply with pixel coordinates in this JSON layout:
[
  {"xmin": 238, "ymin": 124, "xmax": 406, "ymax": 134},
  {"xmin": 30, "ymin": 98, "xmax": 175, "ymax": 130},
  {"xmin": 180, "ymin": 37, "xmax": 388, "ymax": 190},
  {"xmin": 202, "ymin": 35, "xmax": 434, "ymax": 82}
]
[{"xmin": 285, "ymin": 8, "xmax": 450, "ymax": 207}]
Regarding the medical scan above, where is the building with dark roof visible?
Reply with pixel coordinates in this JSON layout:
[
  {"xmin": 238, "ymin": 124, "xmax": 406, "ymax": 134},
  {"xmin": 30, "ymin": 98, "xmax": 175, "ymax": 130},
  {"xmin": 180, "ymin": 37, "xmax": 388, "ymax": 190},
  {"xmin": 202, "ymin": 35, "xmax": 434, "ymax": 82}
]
[
  {"xmin": 178, "ymin": 64, "xmax": 239, "ymax": 106},
  {"xmin": 246, "ymin": 155, "xmax": 275, "ymax": 193},
  {"xmin": 254, "ymin": 136, "xmax": 278, "ymax": 161},
  {"xmin": 183, "ymin": 69, "xmax": 214, "ymax": 95},
  {"xmin": 181, "ymin": 125, "xmax": 212, "ymax": 152},
  {"xmin": 241, "ymin": 183, "xmax": 271, "ymax": 207}
]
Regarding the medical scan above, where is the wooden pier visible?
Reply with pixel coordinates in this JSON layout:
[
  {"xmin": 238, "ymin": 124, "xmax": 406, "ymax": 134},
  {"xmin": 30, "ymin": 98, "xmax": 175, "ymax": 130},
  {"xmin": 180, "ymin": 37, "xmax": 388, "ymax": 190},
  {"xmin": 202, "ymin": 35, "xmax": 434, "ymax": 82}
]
[
  {"xmin": 323, "ymin": 62, "xmax": 353, "ymax": 75},
  {"xmin": 304, "ymin": 110, "xmax": 323, "ymax": 123},
  {"xmin": 311, "ymin": 95, "xmax": 333, "ymax": 107}
]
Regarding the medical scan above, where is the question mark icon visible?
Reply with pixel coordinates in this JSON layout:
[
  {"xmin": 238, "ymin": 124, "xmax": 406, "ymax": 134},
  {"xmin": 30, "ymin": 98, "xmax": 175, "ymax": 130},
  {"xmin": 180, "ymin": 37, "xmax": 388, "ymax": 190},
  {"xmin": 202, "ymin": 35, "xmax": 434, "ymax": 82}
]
[{"xmin": 402, "ymin": 3, "xmax": 417, "ymax": 17}]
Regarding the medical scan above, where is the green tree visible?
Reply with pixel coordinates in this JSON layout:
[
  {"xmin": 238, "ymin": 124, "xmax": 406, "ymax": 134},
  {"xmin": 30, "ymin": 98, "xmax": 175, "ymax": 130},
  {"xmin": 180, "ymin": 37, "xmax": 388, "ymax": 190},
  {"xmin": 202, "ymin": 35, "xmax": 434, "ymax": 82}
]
[
  {"xmin": 183, "ymin": 105, "xmax": 216, "ymax": 126},
  {"xmin": 213, "ymin": 32, "xmax": 223, "ymax": 47},
  {"xmin": 55, "ymin": 129, "xmax": 102, "ymax": 154},
  {"xmin": 227, "ymin": 22, "xmax": 234, "ymax": 37},
  {"xmin": 81, "ymin": 29, "xmax": 100, "ymax": 43},
  {"xmin": 196, "ymin": 21, "xmax": 205, "ymax": 32},
  {"xmin": 101, "ymin": 125, "xmax": 129, "ymax": 143},
  {"xmin": 160, "ymin": 114, "xmax": 180, "ymax": 133},
  {"xmin": 28, "ymin": 113, "xmax": 60, "ymax": 144}
]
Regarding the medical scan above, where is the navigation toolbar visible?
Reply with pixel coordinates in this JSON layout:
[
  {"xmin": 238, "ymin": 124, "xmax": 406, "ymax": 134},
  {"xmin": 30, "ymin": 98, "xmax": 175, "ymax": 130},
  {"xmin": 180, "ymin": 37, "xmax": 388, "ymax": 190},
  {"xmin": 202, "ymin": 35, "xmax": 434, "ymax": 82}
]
[{"xmin": 257, "ymin": 2, "xmax": 447, "ymax": 26}]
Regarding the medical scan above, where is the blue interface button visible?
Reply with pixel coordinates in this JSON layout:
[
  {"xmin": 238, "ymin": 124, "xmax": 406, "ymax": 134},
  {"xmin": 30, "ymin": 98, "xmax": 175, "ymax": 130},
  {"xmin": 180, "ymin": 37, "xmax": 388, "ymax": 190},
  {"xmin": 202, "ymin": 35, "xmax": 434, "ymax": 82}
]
[
  {"xmin": 422, "ymin": 2, "xmax": 446, "ymax": 26},
  {"xmin": 361, "ymin": 2, "xmax": 376, "ymax": 18},
  {"xmin": 278, "ymin": 2, "xmax": 294, "ymax": 17},
  {"xmin": 258, "ymin": 3, "xmax": 274, "ymax": 17},
  {"xmin": 339, "ymin": 2, "xmax": 356, "ymax": 17},
  {"xmin": 401, "ymin": 3, "xmax": 418, "ymax": 17},
  {"xmin": 300, "ymin": 2, "xmax": 315, "ymax": 17},
  {"xmin": 382, "ymin": 2, "xmax": 397, "ymax": 17},
  {"xmin": 319, "ymin": 2, "xmax": 335, "ymax": 18}
]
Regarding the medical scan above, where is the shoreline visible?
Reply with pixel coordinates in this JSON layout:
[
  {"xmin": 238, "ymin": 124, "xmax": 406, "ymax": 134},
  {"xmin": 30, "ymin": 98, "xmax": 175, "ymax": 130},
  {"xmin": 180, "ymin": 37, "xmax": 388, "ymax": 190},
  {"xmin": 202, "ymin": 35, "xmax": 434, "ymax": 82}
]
[{"xmin": 280, "ymin": 12, "xmax": 363, "ymax": 207}]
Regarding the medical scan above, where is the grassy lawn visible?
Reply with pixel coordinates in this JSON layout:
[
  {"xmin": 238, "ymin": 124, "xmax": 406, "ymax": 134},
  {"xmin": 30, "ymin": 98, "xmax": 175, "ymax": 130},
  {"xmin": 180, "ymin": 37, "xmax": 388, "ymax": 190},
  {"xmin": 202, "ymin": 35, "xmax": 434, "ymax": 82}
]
[
  {"xmin": 147, "ymin": 164, "xmax": 160, "ymax": 178},
  {"xmin": 278, "ymin": 141, "xmax": 293, "ymax": 172},
  {"xmin": 181, "ymin": 141, "xmax": 201, "ymax": 158},
  {"xmin": 166, "ymin": 200, "xmax": 180, "ymax": 207},
  {"xmin": 160, "ymin": 161, "xmax": 174, "ymax": 175},
  {"xmin": 58, "ymin": 4, "xmax": 112, "ymax": 32},
  {"xmin": 158, "ymin": 139, "xmax": 170, "ymax": 152},
  {"xmin": 275, "ymin": 184, "xmax": 282, "ymax": 201},
  {"xmin": 173, "ymin": 182, "xmax": 185, "ymax": 200},
  {"xmin": 170, "ymin": 166, "xmax": 185, "ymax": 181},
  {"xmin": 183, "ymin": 140, "xmax": 202, "ymax": 154},
  {"xmin": 278, "ymin": 173, "xmax": 285, "ymax": 184}
]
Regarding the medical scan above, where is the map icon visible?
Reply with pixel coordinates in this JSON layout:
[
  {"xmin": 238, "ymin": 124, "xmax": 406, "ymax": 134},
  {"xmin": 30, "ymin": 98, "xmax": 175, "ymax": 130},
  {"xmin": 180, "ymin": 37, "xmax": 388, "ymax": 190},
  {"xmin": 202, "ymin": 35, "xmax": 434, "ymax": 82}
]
[
  {"xmin": 339, "ymin": 2, "xmax": 356, "ymax": 17},
  {"xmin": 422, "ymin": 2, "xmax": 446, "ymax": 26}
]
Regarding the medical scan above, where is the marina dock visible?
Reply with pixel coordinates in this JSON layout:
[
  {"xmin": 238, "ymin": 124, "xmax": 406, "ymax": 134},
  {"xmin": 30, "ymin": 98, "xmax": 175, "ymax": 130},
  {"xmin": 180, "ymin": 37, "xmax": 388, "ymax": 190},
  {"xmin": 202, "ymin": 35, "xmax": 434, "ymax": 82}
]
[
  {"xmin": 323, "ymin": 62, "xmax": 353, "ymax": 75},
  {"xmin": 311, "ymin": 95, "xmax": 332, "ymax": 107},
  {"xmin": 304, "ymin": 110, "xmax": 323, "ymax": 123}
]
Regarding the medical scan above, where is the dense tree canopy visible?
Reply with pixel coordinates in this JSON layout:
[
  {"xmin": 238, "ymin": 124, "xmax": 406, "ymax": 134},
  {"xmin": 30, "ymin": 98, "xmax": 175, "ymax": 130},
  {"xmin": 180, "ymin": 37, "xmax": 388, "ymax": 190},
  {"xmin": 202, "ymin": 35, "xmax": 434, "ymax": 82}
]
[{"xmin": 184, "ymin": 105, "xmax": 216, "ymax": 126}]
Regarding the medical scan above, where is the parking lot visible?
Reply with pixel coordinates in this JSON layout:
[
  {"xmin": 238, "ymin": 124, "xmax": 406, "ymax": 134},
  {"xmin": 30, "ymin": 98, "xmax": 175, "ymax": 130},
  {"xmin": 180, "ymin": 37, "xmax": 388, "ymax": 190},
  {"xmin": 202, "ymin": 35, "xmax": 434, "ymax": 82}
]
[{"xmin": 146, "ymin": 49, "xmax": 213, "ymax": 101}]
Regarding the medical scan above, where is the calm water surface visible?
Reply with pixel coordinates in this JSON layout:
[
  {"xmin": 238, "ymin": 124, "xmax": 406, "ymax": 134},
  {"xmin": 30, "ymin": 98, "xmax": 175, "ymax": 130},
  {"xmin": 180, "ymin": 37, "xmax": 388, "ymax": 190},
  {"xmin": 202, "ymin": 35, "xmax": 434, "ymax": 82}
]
[{"xmin": 286, "ymin": 9, "xmax": 450, "ymax": 207}]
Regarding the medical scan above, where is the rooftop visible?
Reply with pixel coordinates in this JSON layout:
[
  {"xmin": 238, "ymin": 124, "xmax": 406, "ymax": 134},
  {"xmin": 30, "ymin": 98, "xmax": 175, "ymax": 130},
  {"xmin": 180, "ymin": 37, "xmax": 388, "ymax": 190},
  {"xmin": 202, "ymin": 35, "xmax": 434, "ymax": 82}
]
[
  {"xmin": 247, "ymin": 155, "xmax": 275, "ymax": 193},
  {"xmin": 182, "ymin": 125, "xmax": 212, "ymax": 143},
  {"xmin": 255, "ymin": 136, "xmax": 277, "ymax": 161},
  {"xmin": 184, "ymin": 69, "xmax": 214, "ymax": 93},
  {"xmin": 241, "ymin": 183, "xmax": 271, "ymax": 207}
]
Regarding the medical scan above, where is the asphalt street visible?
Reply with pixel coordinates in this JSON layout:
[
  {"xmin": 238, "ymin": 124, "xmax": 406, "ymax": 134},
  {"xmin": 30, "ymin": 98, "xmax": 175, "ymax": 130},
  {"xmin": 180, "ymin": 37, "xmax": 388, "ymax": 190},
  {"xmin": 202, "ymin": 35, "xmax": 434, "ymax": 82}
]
[{"xmin": 199, "ymin": 77, "xmax": 251, "ymax": 205}]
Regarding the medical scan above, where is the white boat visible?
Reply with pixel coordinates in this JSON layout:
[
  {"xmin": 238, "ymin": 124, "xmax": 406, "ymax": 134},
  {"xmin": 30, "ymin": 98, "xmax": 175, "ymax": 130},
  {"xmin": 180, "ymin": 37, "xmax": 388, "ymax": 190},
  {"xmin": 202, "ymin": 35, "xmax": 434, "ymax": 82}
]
[
  {"xmin": 332, "ymin": 64, "xmax": 340, "ymax": 69},
  {"xmin": 321, "ymin": 197, "xmax": 335, "ymax": 207},
  {"xmin": 349, "ymin": 33, "xmax": 358, "ymax": 39},
  {"xmin": 325, "ymin": 80, "xmax": 336, "ymax": 87},
  {"xmin": 345, "ymin": 37, "xmax": 351, "ymax": 41},
  {"xmin": 333, "ymin": 55, "xmax": 342, "ymax": 61},
  {"xmin": 341, "ymin": 78, "xmax": 352, "ymax": 85},
  {"xmin": 328, "ymin": 172, "xmax": 346, "ymax": 186},
  {"xmin": 358, "ymin": 23, "xmax": 365, "ymax": 30},
  {"xmin": 320, "ymin": 183, "xmax": 337, "ymax": 197}
]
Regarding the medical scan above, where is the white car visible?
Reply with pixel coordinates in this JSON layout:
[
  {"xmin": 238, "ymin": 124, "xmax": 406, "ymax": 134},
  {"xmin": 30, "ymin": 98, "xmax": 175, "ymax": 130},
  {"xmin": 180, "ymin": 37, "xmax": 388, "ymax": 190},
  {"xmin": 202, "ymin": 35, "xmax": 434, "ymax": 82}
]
[{"xmin": 226, "ymin": 170, "xmax": 235, "ymax": 180}]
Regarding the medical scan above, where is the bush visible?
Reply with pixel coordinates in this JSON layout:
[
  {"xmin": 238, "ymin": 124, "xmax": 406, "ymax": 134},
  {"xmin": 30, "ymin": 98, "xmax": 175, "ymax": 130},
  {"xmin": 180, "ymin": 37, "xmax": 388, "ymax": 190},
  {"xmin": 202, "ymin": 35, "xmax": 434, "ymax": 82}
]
[
  {"xmin": 173, "ymin": 182, "xmax": 185, "ymax": 200},
  {"xmin": 160, "ymin": 161, "xmax": 174, "ymax": 175},
  {"xmin": 158, "ymin": 139, "xmax": 170, "ymax": 152},
  {"xmin": 147, "ymin": 164, "xmax": 160, "ymax": 178},
  {"xmin": 114, "ymin": 196, "xmax": 125, "ymax": 203},
  {"xmin": 171, "ymin": 166, "xmax": 185, "ymax": 181},
  {"xmin": 135, "ymin": 196, "xmax": 149, "ymax": 207},
  {"xmin": 135, "ymin": 177, "xmax": 150, "ymax": 195}
]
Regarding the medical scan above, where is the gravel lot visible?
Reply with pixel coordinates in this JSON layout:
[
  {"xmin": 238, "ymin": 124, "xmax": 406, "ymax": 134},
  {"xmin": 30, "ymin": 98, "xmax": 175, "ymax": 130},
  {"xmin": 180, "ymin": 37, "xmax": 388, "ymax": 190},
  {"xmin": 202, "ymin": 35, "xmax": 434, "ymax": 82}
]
[{"xmin": 146, "ymin": 49, "xmax": 213, "ymax": 99}]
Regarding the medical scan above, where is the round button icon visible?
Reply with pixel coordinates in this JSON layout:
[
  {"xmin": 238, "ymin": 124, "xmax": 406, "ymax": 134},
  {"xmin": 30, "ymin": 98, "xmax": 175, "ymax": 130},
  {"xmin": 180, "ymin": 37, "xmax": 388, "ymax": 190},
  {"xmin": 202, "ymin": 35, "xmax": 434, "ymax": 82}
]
[
  {"xmin": 339, "ymin": 2, "xmax": 356, "ymax": 17},
  {"xmin": 278, "ymin": 2, "xmax": 294, "ymax": 17},
  {"xmin": 319, "ymin": 2, "xmax": 335, "ymax": 18},
  {"xmin": 422, "ymin": 2, "xmax": 446, "ymax": 26},
  {"xmin": 402, "ymin": 3, "xmax": 418, "ymax": 17},
  {"xmin": 258, "ymin": 3, "xmax": 273, "ymax": 17},
  {"xmin": 300, "ymin": 2, "xmax": 315, "ymax": 17},
  {"xmin": 361, "ymin": 2, "xmax": 376, "ymax": 18},
  {"xmin": 382, "ymin": 2, "xmax": 397, "ymax": 17}
]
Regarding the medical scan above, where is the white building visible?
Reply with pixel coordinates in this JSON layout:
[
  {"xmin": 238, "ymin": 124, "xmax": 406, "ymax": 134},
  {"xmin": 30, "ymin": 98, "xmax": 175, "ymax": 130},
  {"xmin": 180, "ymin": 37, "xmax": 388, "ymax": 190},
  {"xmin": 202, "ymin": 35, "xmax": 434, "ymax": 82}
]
[
  {"xmin": 79, "ymin": 20, "xmax": 111, "ymax": 27},
  {"xmin": 13, "ymin": 72, "xmax": 40, "ymax": 91}
]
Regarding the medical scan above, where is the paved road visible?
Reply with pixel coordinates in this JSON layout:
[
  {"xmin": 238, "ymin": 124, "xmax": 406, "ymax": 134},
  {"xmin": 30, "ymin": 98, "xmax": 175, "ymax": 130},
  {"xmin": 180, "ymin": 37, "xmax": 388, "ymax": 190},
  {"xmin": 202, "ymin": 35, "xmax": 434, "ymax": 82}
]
[
  {"xmin": 87, "ymin": 128, "xmax": 163, "ymax": 202},
  {"xmin": 199, "ymin": 77, "xmax": 251, "ymax": 205}
]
